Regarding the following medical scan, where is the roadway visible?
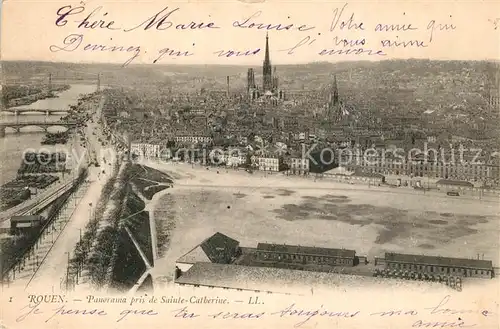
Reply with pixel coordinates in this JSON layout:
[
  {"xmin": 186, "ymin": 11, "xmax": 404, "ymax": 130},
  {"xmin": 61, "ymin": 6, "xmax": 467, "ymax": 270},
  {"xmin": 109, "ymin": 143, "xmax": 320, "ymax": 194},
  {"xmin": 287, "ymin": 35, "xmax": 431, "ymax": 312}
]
[
  {"xmin": 26, "ymin": 94, "xmax": 118, "ymax": 290},
  {"xmin": 27, "ymin": 166, "xmax": 105, "ymax": 291}
]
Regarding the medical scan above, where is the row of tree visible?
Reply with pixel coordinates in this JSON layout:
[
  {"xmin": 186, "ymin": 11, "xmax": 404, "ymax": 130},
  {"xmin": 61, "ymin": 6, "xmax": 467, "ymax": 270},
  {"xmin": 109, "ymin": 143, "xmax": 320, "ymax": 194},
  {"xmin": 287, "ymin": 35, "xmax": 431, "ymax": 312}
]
[{"xmin": 68, "ymin": 161, "xmax": 122, "ymax": 288}]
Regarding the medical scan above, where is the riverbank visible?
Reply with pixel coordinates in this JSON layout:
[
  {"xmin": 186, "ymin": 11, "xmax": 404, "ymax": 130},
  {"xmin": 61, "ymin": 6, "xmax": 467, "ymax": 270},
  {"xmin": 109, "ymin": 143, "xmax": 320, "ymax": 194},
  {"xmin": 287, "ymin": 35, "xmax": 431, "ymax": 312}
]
[
  {"xmin": 41, "ymin": 131, "xmax": 70, "ymax": 145},
  {"xmin": 0, "ymin": 174, "xmax": 60, "ymax": 211},
  {"xmin": 0, "ymin": 150, "xmax": 74, "ymax": 211},
  {"xmin": 3, "ymin": 84, "xmax": 70, "ymax": 108},
  {"xmin": 0, "ymin": 84, "xmax": 98, "ymax": 205}
]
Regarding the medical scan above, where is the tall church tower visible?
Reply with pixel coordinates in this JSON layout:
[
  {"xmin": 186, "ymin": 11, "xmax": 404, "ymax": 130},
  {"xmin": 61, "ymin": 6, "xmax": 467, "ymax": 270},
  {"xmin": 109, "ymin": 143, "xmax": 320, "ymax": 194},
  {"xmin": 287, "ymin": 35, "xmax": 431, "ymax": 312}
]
[
  {"xmin": 247, "ymin": 68, "xmax": 256, "ymax": 92},
  {"xmin": 326, "ymin": 75, "xmax": 341, "ymax": 121},
  {"xmin": 262, "ymin": 33, "xmax": 273, "ymax": 92},
  {"xmin": 332, "ymin": 74, "xmax": 339, "ymax": 106},
  {"xmin": 489, "ymin": 64, "xmax": 500, "ymax": 112},
  {"xmin": 272, "ymin": 67, "xmax": 279, "ymax": 90}
]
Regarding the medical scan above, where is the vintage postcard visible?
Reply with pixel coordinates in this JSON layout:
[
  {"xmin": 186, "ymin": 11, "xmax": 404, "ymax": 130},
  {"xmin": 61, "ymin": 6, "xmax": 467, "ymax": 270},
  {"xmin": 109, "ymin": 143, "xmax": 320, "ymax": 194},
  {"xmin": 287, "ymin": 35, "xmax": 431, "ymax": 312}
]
[{"xmin": 1, "ymin": 0, "xmax": 499, "ymax": 328}]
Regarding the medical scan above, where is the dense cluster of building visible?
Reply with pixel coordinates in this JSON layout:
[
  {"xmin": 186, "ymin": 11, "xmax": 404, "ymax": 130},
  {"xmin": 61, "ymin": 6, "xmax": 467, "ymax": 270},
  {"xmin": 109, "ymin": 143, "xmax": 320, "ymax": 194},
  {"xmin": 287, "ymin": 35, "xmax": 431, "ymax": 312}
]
[
  {"xmin": 173, "ymin": 232, "xmax": 494, "ymax": 292},
  {"xmin": 100, "ymin": 35, "xmax": 500, "ymax": 191}
]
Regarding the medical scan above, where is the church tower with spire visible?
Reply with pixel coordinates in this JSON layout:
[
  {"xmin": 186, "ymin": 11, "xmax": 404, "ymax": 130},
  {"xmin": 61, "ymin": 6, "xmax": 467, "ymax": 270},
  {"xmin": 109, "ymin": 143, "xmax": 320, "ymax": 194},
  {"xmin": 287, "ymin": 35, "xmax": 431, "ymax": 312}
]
[
  {"xmin": 262, "ymin": 33, "xmax": 273, "ymax": 92},
  {"xmin": 247, "ymin": 33, "xmax": 285, "ymax": 103},
  {"xmin": 332, "ymin": 74, "xmax": 339, "ymax": 105},
  {"xmin": 326, "ymin": 74, "xmax": 341, "ymax": 121},
  {"xmin": 489, "ymin": 62, "xmax": 500, "ymax": 112}
]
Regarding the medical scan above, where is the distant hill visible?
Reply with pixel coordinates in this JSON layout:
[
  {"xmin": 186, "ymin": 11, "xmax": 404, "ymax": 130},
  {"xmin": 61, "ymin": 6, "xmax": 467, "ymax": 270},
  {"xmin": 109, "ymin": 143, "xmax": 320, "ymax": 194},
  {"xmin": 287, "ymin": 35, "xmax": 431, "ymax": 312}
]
[{"xmin": 2, "ymin": 59, "xmax": 497, "ymax": 82}]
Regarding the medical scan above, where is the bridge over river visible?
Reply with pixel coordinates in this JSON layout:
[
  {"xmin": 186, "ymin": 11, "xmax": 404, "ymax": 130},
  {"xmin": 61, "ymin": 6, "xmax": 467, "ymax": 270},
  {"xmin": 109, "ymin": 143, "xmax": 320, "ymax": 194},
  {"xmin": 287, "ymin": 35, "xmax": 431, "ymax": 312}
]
[
  {"xmin": 2, "ymin": 108, "xmax": 70, "ymax": 116},
  {"xmin": 0, "ymin": 121, "xmax": 78, "ymax": 136}
]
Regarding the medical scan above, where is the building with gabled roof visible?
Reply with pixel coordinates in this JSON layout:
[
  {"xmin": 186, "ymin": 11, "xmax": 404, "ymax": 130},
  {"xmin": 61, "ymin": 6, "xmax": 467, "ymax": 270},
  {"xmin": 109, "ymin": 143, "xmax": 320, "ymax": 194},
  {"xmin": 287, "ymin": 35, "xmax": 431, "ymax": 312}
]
[
  {"xmin": 384, "ymin": 252, "xmax": 493, "ymax": 279},
  {"xmin": 175, "ymin": 232, "xmax": 240, "ymax": 272},
  {"xmin": 255, "ymin": 243, "xmax": 357, "ymax": 267}
]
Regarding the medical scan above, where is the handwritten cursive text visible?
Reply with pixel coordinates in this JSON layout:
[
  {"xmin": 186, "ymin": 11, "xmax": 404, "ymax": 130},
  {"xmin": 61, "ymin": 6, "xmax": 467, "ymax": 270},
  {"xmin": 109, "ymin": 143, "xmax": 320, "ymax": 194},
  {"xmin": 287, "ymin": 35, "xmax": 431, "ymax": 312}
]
[
  {"xmin": 271, "ymin": 303, "xmax": 360, "ymax": 327},
  {"xmin": 55, "ymin": 5, "xmax": 120, "ymax": 30},
  {"xmin": 124, "ymin": 7, "xmax": 219, "ymax": 32},
  {"xmin": 49, "ymin": 34, "xmax": 141, "ymax": 66},
  {"xmin": 44, "ymin": 304, "xmax": 107, "ymax": 323},
  {"xmin": 213, "ymin": 48, "xmax": 261, "ymax": 57},
  {"xmin": 330, "ymin": 3, "xmax": 365, "ymax": 31},
  {"xmin": 233, "ymin": 11, "xmax": 315, "ymax": 32},
  {"xmin": 154, "ymin": 46, "xmax": 195, "ymax": 63}
]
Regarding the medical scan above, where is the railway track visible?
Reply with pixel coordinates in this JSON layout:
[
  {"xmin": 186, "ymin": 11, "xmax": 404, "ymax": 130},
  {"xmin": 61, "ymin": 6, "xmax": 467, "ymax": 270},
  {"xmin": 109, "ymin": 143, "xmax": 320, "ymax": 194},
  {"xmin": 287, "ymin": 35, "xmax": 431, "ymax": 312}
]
[
  {"xmin": 25, "ymin": 182, "xmax": 91, "ymax": 289},
  {"xmin": 1, "ymin": 170, "xmax": 89, "ymax": 286},
  {"xmin": 0, "ymin": 179, "xmax": 76, "ymax": 222}
]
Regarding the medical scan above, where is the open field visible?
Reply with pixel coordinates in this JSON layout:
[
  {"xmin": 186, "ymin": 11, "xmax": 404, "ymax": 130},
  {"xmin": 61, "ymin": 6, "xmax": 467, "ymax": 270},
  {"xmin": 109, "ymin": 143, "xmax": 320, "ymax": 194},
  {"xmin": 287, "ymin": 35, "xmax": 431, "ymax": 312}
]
[{"xmin": 143, "ymin": 161, "xmax": 500, "ymax": 286}]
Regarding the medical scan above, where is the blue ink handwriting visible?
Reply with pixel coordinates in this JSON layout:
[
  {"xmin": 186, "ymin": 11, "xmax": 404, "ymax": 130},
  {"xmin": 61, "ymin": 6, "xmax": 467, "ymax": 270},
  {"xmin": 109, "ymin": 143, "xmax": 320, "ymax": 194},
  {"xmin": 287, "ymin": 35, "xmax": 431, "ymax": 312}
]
[
  {"xmin": 55, "ymin": 5, "xmax": 120, "ymax": 30},
  {"xmin": 16, "ymin": 303, "xmax": 44, "ymax": 323},
  {"xmin": 49, "ymin": 3, "xmax": 463, "ymax": 64},
  {"xmin": 123, "ymin": 7, "xmax": 219, "ymax": 32},
  {"xmin": 331, "ymin": 36, "xmax": 367, "ymax": 47},
  {"xmin": 116, "ymin": 309, "xmax": 158, "ymax": 322},
  {"xmin": 368, "ymin": 295, "xmax": 491, "ymax": 328},
  {"xmin": 207, "ymin": 311, "xmax": 265, "ymax": 319},
  {"xmin": 330, "ymin": 3, "xmax": 365, "ymax": 31},
  {"xmin": 44, "ymin": 304, "xmax": 107, "ymax": 323},
  {"xmin": 49, "ymin": 34, "xmax": 141, "ymax": 67},
  {"xmin": 425, "ymin": 295, "xmax": 491, "ymax": 317},
  {"xmin": 380, "ymin": 37, "xmax": 428, "ymax": 48},
  {"xmin": 233, "ymin": 11, "xmax": 315, "ymax": 31},
  {"xmin": 374, "ymin": 23, "xmax": 417, "ymax": 32},
  {"xmin": 412, "ymin": 319, "xmax": 476, "ymax": 328},
  {"xmin": 279, "ymin": 36, "xmax": 317, "ymax": 55},
  {"xmin": 172, "ymin": 306, "xmax": 200, "ymax": 318},
  {"xmin": 154, "ymin": 46, "xmax": 195, "ymax": 63},
  {"xmin": 213, "ymin": 48, "xmax": 261, "ymax": 57},
  {"xmin": 318, "ymin": 36, "xmax": 386, "ymax": 56},
  {"xmin": 319, "ymin": 46, "xmax": 386, "ymax": 56},
  {"xmin": 271, "ymin": 303, "xmax": 360, "ymax": 327},
  {"xmin": 279, "ymin": 35, "xmax": 386, "ymax": 57},
  {"xmin": 14, "ymin": 295, "xmax": 493, "ymax": 328},
  {"xmin": 427, "ymin": 20, "xmax": 457, "ymax": 42},
  {"xmin": 370, "ymin": 309, "xmax": 419, "ymax": 317}
]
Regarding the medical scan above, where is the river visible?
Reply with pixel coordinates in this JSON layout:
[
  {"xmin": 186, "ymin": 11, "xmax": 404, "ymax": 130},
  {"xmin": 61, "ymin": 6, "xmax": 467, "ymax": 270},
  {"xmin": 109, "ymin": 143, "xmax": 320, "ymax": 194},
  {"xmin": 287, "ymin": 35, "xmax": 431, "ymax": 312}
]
[{"xmin": 0, "ymin": 84, "xmax": 98, "ymax": 185}]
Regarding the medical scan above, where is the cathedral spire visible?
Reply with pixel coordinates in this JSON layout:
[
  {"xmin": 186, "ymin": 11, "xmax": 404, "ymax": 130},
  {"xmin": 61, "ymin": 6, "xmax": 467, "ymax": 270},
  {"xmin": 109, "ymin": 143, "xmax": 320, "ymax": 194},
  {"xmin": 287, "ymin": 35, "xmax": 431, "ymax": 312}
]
[
  {"xmin": 332, "ymin": 74, "xmax": 339, "ymax": 105},
  {"xmin": 265, "ymin": 32, "xmax": 270, "ymax": 65},
  {"xmin": 263, "ymin": 32, "xmax": 273, "ymax": 91}
]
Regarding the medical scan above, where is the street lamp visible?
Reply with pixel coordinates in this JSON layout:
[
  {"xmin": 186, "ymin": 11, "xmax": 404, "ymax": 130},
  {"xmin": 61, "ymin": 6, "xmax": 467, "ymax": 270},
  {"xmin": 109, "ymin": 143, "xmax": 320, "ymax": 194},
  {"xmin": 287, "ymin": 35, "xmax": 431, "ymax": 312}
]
[
  {"xmin": 88, "ymin": 202, "xmax": 93, "ymax": 225},
  {"xmin": 65, "ymin": 251, "xmax": 70, "ymax": 291}
]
